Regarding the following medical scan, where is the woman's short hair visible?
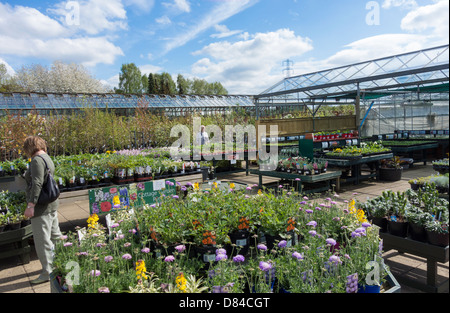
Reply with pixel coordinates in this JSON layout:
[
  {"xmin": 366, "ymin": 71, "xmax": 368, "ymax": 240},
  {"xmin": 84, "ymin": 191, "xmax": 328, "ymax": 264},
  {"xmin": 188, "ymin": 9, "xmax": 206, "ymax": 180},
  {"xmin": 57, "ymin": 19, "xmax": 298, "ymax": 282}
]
[{"xmin": 23, "ymin": 136, "xmax": 47, "ymax": 157}]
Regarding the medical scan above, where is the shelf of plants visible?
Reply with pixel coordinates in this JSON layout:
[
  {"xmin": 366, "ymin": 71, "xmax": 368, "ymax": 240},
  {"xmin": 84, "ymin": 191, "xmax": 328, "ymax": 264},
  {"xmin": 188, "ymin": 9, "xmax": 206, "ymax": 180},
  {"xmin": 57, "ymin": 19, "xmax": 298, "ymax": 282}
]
[
  {"xmin": 0, "ymin": 190, "xmax": 33, "ymax": 263},
  {"xmin": 51, "ymin": 183, "xmax": 400, "ymax": 294},
  {"xmin": 359, "ymin": 187, "xmax": 449, "ymax": 292}
]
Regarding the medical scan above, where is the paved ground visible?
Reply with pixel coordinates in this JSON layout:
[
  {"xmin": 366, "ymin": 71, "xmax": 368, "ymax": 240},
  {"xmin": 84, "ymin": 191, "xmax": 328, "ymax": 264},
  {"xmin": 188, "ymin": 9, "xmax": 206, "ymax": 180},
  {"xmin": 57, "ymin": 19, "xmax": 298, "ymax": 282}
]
[{"xmin": 1, "ymin": 163, "xmax": 448, "ymax": 293}]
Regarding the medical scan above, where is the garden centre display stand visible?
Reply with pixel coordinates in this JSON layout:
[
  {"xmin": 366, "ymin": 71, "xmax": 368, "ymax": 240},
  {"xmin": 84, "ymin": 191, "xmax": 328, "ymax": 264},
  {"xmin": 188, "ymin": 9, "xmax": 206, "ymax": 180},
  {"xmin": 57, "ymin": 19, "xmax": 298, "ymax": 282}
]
[
  {"xmin": 380, "ymin": 232, "xmax": 449, "ymax": 293},
  {"xmin": 0, "ymin": 224, "xmax": 33, "ymax": 264},
  {"xmin": 249, "ymin": 169, "xmax": 342, "ymax": 194},
  {"xmin": 323, "ymin": 153, "xmax": 394, "ymax": 185},
  {"xmin": 387, "ymin": 142, "xmax": 439, "ymax": 167}
]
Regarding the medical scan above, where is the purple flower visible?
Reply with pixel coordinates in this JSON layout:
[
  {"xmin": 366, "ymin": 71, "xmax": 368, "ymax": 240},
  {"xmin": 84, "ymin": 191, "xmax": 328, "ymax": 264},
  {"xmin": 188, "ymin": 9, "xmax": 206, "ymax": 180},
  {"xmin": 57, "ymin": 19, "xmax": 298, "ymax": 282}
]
[
  {"xmin": 216, "ymin": 253, "xmax": 228, "ymax": 261},
  {"xmin": 303, "ymin": 196, "xmax": 309, "ymax": 200},
  {"xmin": 300, "ymin": 201, "xmax": 307, "ymax": 205},
  {"xmin": 164, "ymin": 255, "xmax": 175, "ymax": 262},
  {"xmin": 295, "ymin": 178, "xmax": 301, "ymax": 181},
  {"xmin": 246, "ymin": 186, "xmax": 252, "ymax": 190},
  {"xmin": 308, "ymin": 230, "xmax": 317, "ymax": 237},
  {"xmin": 278, "ymin": 185, "xmax": 283, "ymax": 189},
  {"xmin": 122, "ymin": 253, "xmax": 132, "ymax": 260},
  {"xmin": 98, "ymin": 287, "xmax": 110, "ymax": 293},
  {"xmin": 326, "ymin": 238, "xmax": 337, "ymax": 246},
  {"xmin": 351, "ymin": 231, "xmax": 360, "ymax": 238},
  {"xmin": 306, "ymin": 221, "xmax": 317, "ymax": 228},
  {"xmin": 111, "ymin": 223, "xmax": 120, "ymax": 228},
  {"xmin": 141, "ymin": 247, "xmax": 150, "ymax": 253},
  {"xmin": 90, "ymin": 270, "xmax": 101, "ymax": 277},
  {"xmin": 362, "ymin": 222, "xmax": 372, "ymax": 228},
  {"xmin": 346, "ymin": 273, "xmax": 358, "ymax": 293},
  {"xmin": 329, "ymin": 255, "xmax": 342, "ymax": 265},
  {"xmin": 259, "ymin": 261, "xmax": 273, "ymax": 272},
  {"xmin": 257, "ymin": 244, "xmax": 267, "ymax": 251},
  {"xmin": 355, "ymin": 227, "xmax": 366, "ymax": 234},
  {"xmin": 104, "ymin": 255, "xmax": 113, "ymax": 263},
  {"xmin": 305, "ymin": 209, "xmax": 313, "ymax": 214},
  {"xmin": 129, "ymin": 229, "xmax": 137, "ymax": 234},
  {"xmin": 175, "ymin": 245, "xmax": 186, "ymax": 253},
  {"xmin": 172, "ymin": 195, "xmax": 179, "ymax": 199},
  {"xmin": 315, "ymin": 206, "xmax": 322, "ymax": 211},
  {"xmin": 292, "ymin": 252, "xmax": 304, "ymax": 260},
  {"xmin": 233, "ymin": 255, "xmax": 245, "ymax": 263},
  {"xmin": 63, "ymin": 242, "xmax": 73, "ymax": 247},
  {"xmin": 278, "ymin": 240, "xmax": 287, "ymax": 248},
  {"xmin": 216, "ymin": 248, "xmax": 227, "ymax": 255}
]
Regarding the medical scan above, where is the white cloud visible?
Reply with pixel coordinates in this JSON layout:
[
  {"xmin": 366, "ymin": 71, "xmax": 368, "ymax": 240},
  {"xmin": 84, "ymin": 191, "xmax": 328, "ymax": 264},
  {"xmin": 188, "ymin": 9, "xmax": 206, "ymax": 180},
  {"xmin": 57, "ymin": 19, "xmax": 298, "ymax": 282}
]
[
  {"xmin": 0, "ymin": 2, "xmax": 124, "ymax": 68},
  {"xmin": 0, "ymin": 57, "xmax": 16, "ymax": 76},
  {"xmin": 139, "ymin": 64, "xmax": 164, "ymax": 75},
  {"xmin": 382, "ymin": 0, "xmax": 418, "ymax": 9},
  {"xmin": 124, "ymin": 0, "xmax": 155, "ymax": 13},
  {"xmin": 191, "ymin": 28, "xmax": 313, "ymax": 94},
  {"xmin": 162, "ymin": 0, "xmax": 191, "ymax": 13},
  {"xmin": 211, "ymin": 24, "xmax": 242, "ymax": 39},
  {"xmin": 401, "ymin": 0, "xmax": 449, "ymax": 39},
  {"xmin": 163, "ymin": 0, "xmax": 259, "ymax": 55},
  {"xmin": 48, "ymin": 0, "xmax": 128, "ymax": 35},
  {"xmin": 0, "ymin": 3, "xmax": 67, "ymax": 39},
  {"xmin": 156, "ymin": 15, "xmax": 172, "ymax": 25}
]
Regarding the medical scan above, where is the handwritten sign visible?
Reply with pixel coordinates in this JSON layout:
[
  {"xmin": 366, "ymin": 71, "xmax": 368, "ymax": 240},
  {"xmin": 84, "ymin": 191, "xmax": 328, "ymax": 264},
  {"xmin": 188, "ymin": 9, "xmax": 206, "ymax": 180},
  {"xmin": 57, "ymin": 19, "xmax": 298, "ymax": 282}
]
[{"xmin": 88, "ymin": 179, "xmax": 176, "ymax": 215}]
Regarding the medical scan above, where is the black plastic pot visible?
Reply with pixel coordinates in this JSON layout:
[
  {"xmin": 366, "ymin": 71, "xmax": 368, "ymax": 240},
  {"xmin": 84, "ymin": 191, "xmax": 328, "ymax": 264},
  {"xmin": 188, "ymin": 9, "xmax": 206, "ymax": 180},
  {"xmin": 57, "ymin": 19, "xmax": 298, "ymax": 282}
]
[
  {"xmin": 379, "ymin": 168, "xmax": 402, "ymax": 182},
  {"xmin": 408, "ymin": 222, "xmax": 427, "ymax": 242},
  {"xmin": 227, "ymin": 230, "xmax": 250, "ymax": 256},
  {"xmin": 372, "ymin": 217, "xmax": 388, "ymax": 233},
  {"xmin": 388, "ymin": 221, "xmax": 409, "ymax": 237},
  {"xmin": 426, "ymin": 230, "xmax": 449, "ymax": 247}
]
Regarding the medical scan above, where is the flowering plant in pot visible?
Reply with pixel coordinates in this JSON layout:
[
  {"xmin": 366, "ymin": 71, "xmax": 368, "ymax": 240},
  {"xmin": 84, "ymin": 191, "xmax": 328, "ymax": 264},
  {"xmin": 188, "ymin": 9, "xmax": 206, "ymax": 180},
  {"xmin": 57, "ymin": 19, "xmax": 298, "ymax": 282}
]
[{"xmin": 425, "ymin": 218, "xmax": 449, "ymax": 247}]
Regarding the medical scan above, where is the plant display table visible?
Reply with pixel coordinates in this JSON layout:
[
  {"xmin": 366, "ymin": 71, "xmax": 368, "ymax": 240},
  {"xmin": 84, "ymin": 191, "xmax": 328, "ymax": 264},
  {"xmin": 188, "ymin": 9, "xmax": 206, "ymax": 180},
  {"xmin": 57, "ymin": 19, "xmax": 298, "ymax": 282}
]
[
  {"xmin": 384, "ymin": 142, "xmax": 439, "ymax": 166},
  {"xmin": 249, "ymin": 169, "xmax": 342, "ymax": 193},
  {"xmin": 0, "ymin": 224, "xmax": 33, "ymax": 264},
  {"xmin": 380, "ymin": 232, "xmax": 449, "ymax": 293},
  {"xmin": 323, "ymin": 153, "xmax": 394, "ymax": 185}
]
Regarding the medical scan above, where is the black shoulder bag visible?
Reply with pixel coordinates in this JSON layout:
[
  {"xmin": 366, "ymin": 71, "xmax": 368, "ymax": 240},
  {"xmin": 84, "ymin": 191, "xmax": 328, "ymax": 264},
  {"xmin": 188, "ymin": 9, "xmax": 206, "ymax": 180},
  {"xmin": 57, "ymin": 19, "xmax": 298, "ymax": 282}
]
[{"xmin": 36, "ymin": 155, "xmax": 60, "ymax": 205}]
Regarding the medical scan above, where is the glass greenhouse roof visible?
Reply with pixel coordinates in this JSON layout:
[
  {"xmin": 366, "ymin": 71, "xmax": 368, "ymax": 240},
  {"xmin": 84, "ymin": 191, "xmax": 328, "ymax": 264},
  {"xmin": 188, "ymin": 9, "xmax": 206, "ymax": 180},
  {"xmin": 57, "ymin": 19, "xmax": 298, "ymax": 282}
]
[{"xmin": 0, "ymin": 93, "xmax": 254, "ymax": 110}]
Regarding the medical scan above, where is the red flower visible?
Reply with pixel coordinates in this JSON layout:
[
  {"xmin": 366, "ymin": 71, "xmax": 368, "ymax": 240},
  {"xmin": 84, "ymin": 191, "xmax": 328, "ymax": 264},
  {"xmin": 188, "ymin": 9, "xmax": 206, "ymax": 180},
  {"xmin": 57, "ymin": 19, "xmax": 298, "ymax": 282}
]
[
  {"xmin": 109, "ymin": 187, "xmax": 117, "ymax": 194},
  {"xmin": 130, "ymin": 193, "xmax": 137, "ymax": 201},
  {"xmin": 101, "ymin": 201, "xmax": 112, "ymax": 213}
]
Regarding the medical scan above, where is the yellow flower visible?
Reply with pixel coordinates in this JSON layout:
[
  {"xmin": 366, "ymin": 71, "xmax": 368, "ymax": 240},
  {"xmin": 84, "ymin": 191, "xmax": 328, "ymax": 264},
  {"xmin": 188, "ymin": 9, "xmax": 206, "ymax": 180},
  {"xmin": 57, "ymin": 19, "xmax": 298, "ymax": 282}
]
[
  {"xmin": 135, "ymin": 260, "xmax": 148, "ymax": 280},
  {"xmin": 213, "ymin": 181, "xmax": 218, "ymax": 189},
  {"xmin": 87, "ymin": 214, "xmax": 99, "ymax": 229},
  {"xmin": 229, "ymin": 183, "xmax": 235, "ymax": 189},
  {"xmin": 176, "ymin": 273, "xmax": 187, "ymax": 292},
  {"xmin": 258, "ymin": 189, "xmax": 263, "ymax": 195},
  {"xmin": 193, "ymin": 182, "xmax": 200, "ymax": 190}
]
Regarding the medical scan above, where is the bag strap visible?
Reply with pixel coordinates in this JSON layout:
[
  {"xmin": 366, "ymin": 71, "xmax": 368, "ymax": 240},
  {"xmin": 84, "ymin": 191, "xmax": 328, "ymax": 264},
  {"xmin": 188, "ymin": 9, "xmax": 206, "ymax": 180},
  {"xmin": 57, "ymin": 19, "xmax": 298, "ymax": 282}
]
[{"xmin": 36, "ymin": 155, "xmax": 52, "ymax": 183}]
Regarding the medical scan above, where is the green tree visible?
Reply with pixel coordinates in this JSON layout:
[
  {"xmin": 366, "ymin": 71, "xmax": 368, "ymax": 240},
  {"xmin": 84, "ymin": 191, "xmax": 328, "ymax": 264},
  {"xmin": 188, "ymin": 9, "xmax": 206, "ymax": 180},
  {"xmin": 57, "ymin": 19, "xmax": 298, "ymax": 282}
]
[
  {"xmin": 118, "ymin": 63, "xmax": 144, "ymax": 94},
  {"xmin": 148, "ymin": 73, "xmax": 157, "ymax": 94}
]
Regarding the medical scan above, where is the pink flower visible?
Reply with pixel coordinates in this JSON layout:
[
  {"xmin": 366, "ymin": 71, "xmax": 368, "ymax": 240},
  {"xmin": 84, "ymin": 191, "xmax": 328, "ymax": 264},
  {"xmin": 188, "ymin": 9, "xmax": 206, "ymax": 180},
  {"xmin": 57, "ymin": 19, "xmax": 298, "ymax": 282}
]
[
  {"xmin": 90, "ymin": 270, "xmax": 101, "ymax": 277},
  {"xmin": 164, "ymin": 255, "xmax": 175, "ymax": 262},
  {"xmin": 122, "ymin": 253, "xmax": 132, "ymax": 260}
]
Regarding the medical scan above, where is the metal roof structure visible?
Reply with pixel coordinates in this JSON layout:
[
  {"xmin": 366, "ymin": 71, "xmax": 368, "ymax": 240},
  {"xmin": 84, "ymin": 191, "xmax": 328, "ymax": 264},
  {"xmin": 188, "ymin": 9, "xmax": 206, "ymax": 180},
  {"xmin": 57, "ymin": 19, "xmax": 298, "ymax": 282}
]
[
  {"xmin": 0, "ymin": 93, "xmax": 254, "ymax": 115},
  {"xmin": 255, "ymin": 44, "xmax": 449, "ymax": 108}
]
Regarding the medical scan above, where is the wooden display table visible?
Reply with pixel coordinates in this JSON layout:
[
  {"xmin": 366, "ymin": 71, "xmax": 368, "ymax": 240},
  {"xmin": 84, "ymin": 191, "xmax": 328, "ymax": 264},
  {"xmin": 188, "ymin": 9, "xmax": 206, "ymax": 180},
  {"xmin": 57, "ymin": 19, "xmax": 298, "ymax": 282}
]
[
  {"xmin": 380, "ymin": 232, "xmax": 449, "ymax": 293},
  {"xmin": 249, "ymin": 169, "xmax": 342, "ymax": 194},
  {"xmin": 387, "ymin": 142, "xmax": 439, "ymax": 166},
  {"xmin": 0, "ymin": 224, "xmax": 33, "ymax": 264}
]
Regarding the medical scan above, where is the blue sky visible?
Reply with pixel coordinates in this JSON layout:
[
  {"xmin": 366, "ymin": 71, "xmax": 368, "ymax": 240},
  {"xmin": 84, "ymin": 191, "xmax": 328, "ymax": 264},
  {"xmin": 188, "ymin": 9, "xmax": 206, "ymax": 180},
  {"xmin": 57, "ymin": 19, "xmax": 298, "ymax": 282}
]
[{"xmin": 0, "ymin": 0, "xmax": 448, "ymax": 94}]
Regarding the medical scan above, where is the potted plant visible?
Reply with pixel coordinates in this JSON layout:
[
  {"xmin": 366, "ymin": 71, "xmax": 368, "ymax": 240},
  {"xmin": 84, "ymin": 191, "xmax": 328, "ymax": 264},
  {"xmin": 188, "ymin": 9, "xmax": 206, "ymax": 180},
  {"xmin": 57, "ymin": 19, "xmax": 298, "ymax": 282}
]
[
  {"xmin": 406, "ymin": 206, "xmax": 433, "ymax": 242},
  {"xmin": 360, "ymin": 198, "xmax": 389, "ymax": 233},
  {"xmin": 379, "ymin": 157, "xmax": 403, "ymax": 182},
  {"xmin": 425, "ymin": 218, "xmax": 449, "ymax": 247}
]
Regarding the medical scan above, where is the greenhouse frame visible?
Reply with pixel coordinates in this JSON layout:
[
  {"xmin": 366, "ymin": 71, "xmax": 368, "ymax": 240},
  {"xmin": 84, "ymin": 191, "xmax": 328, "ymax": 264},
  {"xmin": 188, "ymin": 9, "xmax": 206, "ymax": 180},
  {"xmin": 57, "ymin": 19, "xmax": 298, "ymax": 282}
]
[{"xmin": 255, "ymin": 44, "xmax": 449, "ymax": 137}]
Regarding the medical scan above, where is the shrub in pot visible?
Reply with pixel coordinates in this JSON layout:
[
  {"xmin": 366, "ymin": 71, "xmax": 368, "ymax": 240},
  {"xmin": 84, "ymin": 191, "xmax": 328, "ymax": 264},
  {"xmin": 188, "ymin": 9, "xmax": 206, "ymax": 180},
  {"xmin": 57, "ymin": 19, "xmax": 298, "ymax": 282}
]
[
  {"xmin": 406, "ymin": 207, "xmax": 433, "ymax": 242},
  {"xmin": 425, "ymin": 220, "xmax": 449, "ymax": 247}
]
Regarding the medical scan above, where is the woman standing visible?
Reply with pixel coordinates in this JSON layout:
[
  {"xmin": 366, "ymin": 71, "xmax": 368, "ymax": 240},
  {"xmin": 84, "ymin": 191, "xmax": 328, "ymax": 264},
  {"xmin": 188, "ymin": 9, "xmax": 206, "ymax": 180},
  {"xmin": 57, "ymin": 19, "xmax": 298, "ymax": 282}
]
[{"xmin": 23, "ymin": 136, "xmax": 62, "ymax": 285}]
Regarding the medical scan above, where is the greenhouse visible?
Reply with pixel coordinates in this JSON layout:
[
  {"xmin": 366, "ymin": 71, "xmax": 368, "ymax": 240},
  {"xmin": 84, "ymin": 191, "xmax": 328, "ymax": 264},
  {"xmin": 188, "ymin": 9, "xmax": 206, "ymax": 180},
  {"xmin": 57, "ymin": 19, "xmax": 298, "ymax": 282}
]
[
  {"xmin": 0, "ymin": 93, "xmax": 255, "ymax": 117},
  {"xmin": 1, "ymin": 45, "xmax": 449, "ymax": 297}
]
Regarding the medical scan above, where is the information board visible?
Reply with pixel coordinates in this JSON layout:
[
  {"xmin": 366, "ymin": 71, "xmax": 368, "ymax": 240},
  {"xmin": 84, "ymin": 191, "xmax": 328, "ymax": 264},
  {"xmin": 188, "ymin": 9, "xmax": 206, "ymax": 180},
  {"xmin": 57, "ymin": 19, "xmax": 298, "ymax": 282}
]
[{"xmin": 88, "ymin": 179, "xmax": 176, "ymax": 215}]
